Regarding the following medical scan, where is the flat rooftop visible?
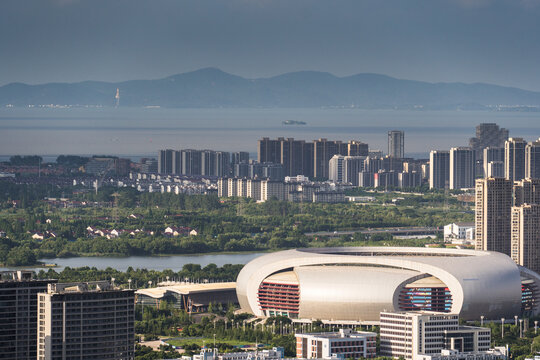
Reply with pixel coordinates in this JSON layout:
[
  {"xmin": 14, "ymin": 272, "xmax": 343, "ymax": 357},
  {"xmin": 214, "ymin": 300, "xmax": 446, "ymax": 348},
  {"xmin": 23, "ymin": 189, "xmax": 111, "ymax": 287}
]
[{"xmin": 136, "ymin": 282, "xmax": 236, "ymax": 299}]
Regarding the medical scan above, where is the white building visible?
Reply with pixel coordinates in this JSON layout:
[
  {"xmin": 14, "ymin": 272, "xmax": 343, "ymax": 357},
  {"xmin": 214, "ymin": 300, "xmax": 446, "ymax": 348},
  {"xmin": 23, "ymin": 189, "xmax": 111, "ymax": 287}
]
[
  {"xmin": 380, "ymin": 312, "xmax": 494, "ymax": 360},
  {"xmin": 295, "ymin": 329, "xmax": 377, "ymax": 359},
  {"xmin": 443, "ymin": 222, "xmax": 475, "ymax": 243}
]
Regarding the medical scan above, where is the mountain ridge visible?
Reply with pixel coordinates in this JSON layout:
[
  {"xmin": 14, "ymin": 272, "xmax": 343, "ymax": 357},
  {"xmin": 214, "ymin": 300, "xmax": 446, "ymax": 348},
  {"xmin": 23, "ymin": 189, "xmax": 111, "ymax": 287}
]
[{"xmin": 1, "ymin": 68, "xmax": 539, "ymax": 109}]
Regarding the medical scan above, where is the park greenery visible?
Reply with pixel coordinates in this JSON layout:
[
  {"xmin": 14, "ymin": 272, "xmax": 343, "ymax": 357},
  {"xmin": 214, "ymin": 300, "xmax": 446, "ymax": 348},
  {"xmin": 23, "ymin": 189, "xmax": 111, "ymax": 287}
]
[{"xmin": 0, "ymin": 182, "xmax": 473, "ymax": 266}]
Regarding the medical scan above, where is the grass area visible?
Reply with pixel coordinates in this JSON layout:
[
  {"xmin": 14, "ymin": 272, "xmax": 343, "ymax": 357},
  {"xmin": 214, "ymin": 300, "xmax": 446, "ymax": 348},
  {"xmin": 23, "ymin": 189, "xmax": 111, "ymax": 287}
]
[{"xmin": 165, "ymin": 337, "xmax": 255, "ymax": 348}]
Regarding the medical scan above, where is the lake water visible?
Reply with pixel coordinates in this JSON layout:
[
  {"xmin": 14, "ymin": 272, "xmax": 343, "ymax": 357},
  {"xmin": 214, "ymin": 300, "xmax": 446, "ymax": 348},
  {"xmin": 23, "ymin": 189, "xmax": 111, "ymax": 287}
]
[
  {"xmin": 0, "ymin": 252, "xmax": 266, "ymax": 272},
  {"xmin": 1, "ymin": 107, "xmax": 540, "ymax": 157}
]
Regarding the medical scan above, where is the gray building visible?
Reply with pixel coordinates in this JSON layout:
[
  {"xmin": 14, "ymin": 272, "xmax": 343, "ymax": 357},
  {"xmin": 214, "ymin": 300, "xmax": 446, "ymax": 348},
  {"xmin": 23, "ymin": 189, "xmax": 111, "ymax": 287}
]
[
  {"xmin": 449, "ymin": 147, "xmax": 475, "ymax": 190},
  {"xmin": 470, "ymin": 123, "xmax": 509, "ymax": 177},
  {"xmin": 526, "ymin": 139, "xmax": 540, "ymax": 179},
  {"xmin": 38, "ymin": 281, "xmax": 135, "ymax": 360},
  {"xmin": 0, "ymin": 271, "xmax": 56, "ymax": 360},
  {"xmin": 505, "ymin": 138, "xmax": 527, "ymax": 182},
  {"xmin": 483, "ymin": 147, "xmax": 504, "ymax": 178},
  {"xmin": 388, "ymin": 130, "xmax": 405, "ymax": 158},
  {"xmin": 158, "ymin": 149, "xmax": 173, "ymax": 174},
  {"xmin": 430, "ymin": 150, "xmax": 450, "ymax": 189}
]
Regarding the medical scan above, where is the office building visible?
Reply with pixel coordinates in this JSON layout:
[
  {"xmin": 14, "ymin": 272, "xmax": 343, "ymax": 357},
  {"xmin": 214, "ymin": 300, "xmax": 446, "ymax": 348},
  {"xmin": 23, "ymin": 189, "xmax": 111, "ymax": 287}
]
[
  {"xmin": 313, "ymin": 138, "xmax": 347, "ymax": 179},
  {"xmin": 347, "ymin": 140, "xmax": 369, "ymax": 157},
  {"xmin": 526, "ymin": 139, "xmax": 540, "ymax": 179},
  {"xmin": 374, "ymin": 170, "xmax": 399, "ymax": 188},
  {"xmin": 505, "ymin": 138, "xmax": 527, "ymax": 182},
  {"xmin": 512, "ymin": 204, "xmax": 540, "ymax": 274},
  {"xmin": 38, "ymin": 281, "xmax": 134, "ymax": 360},
  {"xmin": 140, "ymin": 158, "xmax": 158, "ymax": 174},
  {"xmin": 380, "ymin": 312, "xmax": 493, "ymax": 360},
  {"xmin": 475, "ymin": 178, "xmax": 513, "ymax": 256},
  {"xmin": 236, "ymin": 247, "xmax": 539, "ymax": 322},
  {"xmin": 0, "ymin": 271, "xmax": 56, "ymax": 360},
  {"xmin": 388, "ymin": 130, "xmax": 405, "ymax": 158},
  {"xmin": 296, "ymin": 329, "xmax": 377, "ymax": 359},
  {"xmin": 487, "ymin": 161, "xmax": 504, "ymax": 178},
  {"xmin": 449, "ymin": 147, "xmax": 475, "ymax": 190},
  {"xmin": 483, "ymin": 147, "xmax": 504, "ymax": 178},
  {"xmin": 430, "ymin": 151, "xmax": 450, "ymax": 189}
]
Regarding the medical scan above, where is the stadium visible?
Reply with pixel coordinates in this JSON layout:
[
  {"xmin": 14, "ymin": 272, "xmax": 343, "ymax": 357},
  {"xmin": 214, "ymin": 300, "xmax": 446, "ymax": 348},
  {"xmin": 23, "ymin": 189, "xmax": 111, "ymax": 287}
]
[{"xmin": 236, "ymin": 247, "xmax": 540, "ymax": 323}]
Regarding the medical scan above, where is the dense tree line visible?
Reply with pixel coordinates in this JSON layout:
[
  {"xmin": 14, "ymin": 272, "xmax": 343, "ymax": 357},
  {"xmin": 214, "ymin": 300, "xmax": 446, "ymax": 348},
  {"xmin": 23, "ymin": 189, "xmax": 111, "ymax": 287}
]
[{"xmin": 0, "ymin": 184, "xmax": 471, "ymax": 266}]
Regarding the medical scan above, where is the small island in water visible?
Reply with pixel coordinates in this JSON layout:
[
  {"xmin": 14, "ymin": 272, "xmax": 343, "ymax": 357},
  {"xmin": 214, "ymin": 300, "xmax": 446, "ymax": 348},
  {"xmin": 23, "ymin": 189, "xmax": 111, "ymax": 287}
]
[{"xmin": 282, "ymin": 120, "xmax": 307, "ymax": 125}]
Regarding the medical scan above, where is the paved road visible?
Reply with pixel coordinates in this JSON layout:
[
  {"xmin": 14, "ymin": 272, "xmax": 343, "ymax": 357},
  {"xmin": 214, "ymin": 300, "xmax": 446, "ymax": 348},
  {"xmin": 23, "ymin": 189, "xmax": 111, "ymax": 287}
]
[{"xmin": 305, "ymin": 227, "xmax": 441, "ymax": 237}]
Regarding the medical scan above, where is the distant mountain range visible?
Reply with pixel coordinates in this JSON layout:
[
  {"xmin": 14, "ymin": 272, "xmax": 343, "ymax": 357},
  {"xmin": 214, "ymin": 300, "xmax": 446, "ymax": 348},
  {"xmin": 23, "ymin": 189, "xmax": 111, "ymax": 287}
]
[{"xmin": 1, "ymin": 68, "xmax": 540, "ymax": 110}]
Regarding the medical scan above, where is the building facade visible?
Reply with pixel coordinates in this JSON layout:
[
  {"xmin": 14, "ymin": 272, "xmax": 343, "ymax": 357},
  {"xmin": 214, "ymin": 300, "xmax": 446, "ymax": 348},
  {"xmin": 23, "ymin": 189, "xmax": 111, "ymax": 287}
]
[
  {"xmin": 296, "ymin": 329, "xmax": 377, "ymax": 359},
  {"xmin": 449, "ymin": 147, "xmax": 475, "ymax": 190},
  {"xmin": 511, "ymin": 204, "xmax": 540, "ymax": 275},
  {"xmin": 526, "ymin": 139, "xmax": 540, "ymax": 179},
  {"xmin": 475, "ymin": 178, "xmax": 513, "ymax": 256},
  {"xmin": 430, "ymin": 151, "xmax": 450, "ymax": 189},
  {"xmin": 0, "ymin": 271, "xmax": 56, "ymax": 360},
  {"xmin": 37, "ymin": 281, "xmax": 135, "ymax": 360},
  {"xmin": 380, "ymin": 312, "xmax": 492, "ymax": 360},
  {"xmin": 388, "ymin": 130, "xmax": 405, "ymax": 158},
  {"xmin": 505, "ymin": 138, "xmax": 527, "ymax": 182}
]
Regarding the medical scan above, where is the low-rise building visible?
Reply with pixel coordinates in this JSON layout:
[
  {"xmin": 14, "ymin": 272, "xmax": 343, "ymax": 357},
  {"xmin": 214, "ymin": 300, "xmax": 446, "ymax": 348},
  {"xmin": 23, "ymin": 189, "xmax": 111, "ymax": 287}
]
[
  {"xmin": 443, "ymin": 223, "xmax": 475, "ymax": 243},
  {"xmin": 296, "ymin": 329, "xmax": 377, "ymax": 359},
  {"xmin": 380, "ymin": 312, "xmax": 497, "ymax": 360}
]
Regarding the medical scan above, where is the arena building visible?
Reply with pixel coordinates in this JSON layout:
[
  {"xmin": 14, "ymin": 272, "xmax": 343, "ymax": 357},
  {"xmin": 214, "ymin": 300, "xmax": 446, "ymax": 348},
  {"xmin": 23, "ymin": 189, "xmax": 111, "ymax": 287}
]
[{"xmin": 236, "ymin": 247, "xmax": 540, "ymax": 323}]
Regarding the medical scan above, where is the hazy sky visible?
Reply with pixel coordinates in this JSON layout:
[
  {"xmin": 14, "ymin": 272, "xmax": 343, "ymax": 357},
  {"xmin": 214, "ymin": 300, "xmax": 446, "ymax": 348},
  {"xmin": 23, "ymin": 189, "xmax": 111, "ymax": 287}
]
[{"xmin": 2, "ymin": 0, "xmax": 540, "ymax": 90}]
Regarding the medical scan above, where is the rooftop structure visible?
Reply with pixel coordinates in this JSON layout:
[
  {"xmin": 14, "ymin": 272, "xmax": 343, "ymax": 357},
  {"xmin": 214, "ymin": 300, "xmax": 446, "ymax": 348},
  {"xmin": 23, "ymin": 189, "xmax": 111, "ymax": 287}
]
[{"xmin": 136, "ymin": 282, "xmax": 237, "ymax": 312}]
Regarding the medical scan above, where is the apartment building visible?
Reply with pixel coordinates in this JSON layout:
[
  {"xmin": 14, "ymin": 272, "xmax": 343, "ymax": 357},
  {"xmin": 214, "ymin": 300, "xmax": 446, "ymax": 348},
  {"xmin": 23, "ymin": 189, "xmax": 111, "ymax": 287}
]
[{"xmin": 37, "ymin": 281, "xmax": 135, "ymax": 360}]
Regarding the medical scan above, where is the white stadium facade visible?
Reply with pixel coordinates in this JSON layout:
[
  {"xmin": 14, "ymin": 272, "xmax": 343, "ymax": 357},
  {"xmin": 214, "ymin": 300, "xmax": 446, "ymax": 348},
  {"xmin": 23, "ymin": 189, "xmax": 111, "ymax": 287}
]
[{"xmin": 236, "ymin": 247, "xmax": 540, "ymax": 323}]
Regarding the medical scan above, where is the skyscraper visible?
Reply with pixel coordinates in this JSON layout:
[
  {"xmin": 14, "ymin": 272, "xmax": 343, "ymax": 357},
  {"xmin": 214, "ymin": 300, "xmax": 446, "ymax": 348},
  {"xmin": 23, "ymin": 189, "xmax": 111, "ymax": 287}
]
[
  {"xmin": 313, "ymin": 138, "xmax": 347, "ymax": 179},
  {"xmin": 449, "ymin": 147, "xmax": 475, "ymax": 190},
  {"xmin": 258, "ymin": 137, "xmax": 282, "ymax": 164},
  {"xmin": 388, "ymin": 130, "xmax": 404, "ymax": 158},
  {"xmin": 475, "ymin": 177, "xmax": 513, "ymax": 256},
  {"xmin": 469, "ymin": 123, "xmax": 509, "ymax": 176},
  {"xmin": 328, "ymin": 154, "xmax": 345, "ymax": 183},
  {"xmin": 343, "ymin": 156, "xmax": 366, "ymax": 186},
  {"xmin": 513, "ymin": 178, "xmax": 540, "ymax": 207},
  {"xmin": 483, "ymin": 147, "xmax": 504, "ymax": 178},
  {"xmin": 0, "ymin": 271, "xmax": 56, "ymax": 360},
  {"xmin": 347, "ymin": 140, "xmax": 369, "ymax": 157},
  {"xmin": 429, "ymin": 150, "xmax": 449, "ymax": 189},
  {"xmin": 511, "ymin": 204, "xmax": 540, "ymax": 274},
  {"xmin": 526, "ymin": 139, "xmax": 540, "ymax": 179},
  {"xmin": 38, "ymin": 281, "xmax": 134, "ymax": 360},
  {"xmin": 505, "ymin": 137, "xmax": 527, "ymax": 182},
  {"xmin": 157, "ymin": 149, "xmax": 173, "ymax": 174}
]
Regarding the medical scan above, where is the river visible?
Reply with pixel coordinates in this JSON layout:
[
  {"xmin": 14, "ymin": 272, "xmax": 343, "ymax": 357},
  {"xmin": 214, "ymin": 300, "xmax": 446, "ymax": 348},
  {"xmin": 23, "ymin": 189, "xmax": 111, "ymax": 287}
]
[{"xmin": 0, "ymin": 252, "xmax": 266, "ymax": 272}]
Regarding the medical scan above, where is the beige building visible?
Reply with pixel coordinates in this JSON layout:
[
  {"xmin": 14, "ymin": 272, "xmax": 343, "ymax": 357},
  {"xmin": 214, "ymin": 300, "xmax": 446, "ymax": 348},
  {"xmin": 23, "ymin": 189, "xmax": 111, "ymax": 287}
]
[
  {"xmin": 380, "ymin": 312, "xmax": 492, "ymax": 360},
  {"xmin": 475, "ymin": 178, "xmax": 513, "ymax": 256},
  {"xmin": 525, "ymin": 138, "xmax": 540, "ymax": 179},
  {"xmin": 37, "ymin": 281, "xmax": 135, "ymax": 360},
  {"xmin": 512, "ymin": 204, "xmax": 540, "ymax": 274},
  {"xmin": 514, "ymin": 178, "xmax": 540, "ymax": 207}
]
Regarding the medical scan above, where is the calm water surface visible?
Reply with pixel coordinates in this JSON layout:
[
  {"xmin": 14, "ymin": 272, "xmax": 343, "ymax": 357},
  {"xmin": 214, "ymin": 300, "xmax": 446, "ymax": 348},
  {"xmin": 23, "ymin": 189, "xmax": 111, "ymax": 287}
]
[
  {"xmin": 0, "ymin": 253, "xmax": 266, "ymax": 272},
  {"xmin": 1, "ymin": 107, "xmax": 540, "ymax": 156}
]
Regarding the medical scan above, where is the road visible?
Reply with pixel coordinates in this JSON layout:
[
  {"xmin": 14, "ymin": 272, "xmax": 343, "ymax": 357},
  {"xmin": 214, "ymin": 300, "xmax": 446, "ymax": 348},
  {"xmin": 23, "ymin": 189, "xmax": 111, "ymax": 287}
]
[{"xmin": 305, "ymin": 226, "xmax": 441, "ymax": 237}]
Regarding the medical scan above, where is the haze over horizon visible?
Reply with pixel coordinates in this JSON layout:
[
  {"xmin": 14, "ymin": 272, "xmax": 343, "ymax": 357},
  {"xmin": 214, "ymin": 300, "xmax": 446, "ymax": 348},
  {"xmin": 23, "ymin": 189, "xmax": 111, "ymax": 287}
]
[{"xmin": 2, "ymin": 0, "xmax": 540, "ymax": 91}]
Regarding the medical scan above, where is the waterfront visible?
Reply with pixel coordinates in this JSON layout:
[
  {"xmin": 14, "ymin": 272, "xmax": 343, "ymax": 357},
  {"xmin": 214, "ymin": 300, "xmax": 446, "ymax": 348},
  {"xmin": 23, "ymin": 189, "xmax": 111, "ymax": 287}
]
[
  {"xmin": 1, "ymin": 107, "xmax": 540, "ymax": 157},
  {"xmin": 0, "ymin": 252, "xmax": 266, "ymax": 272}
]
